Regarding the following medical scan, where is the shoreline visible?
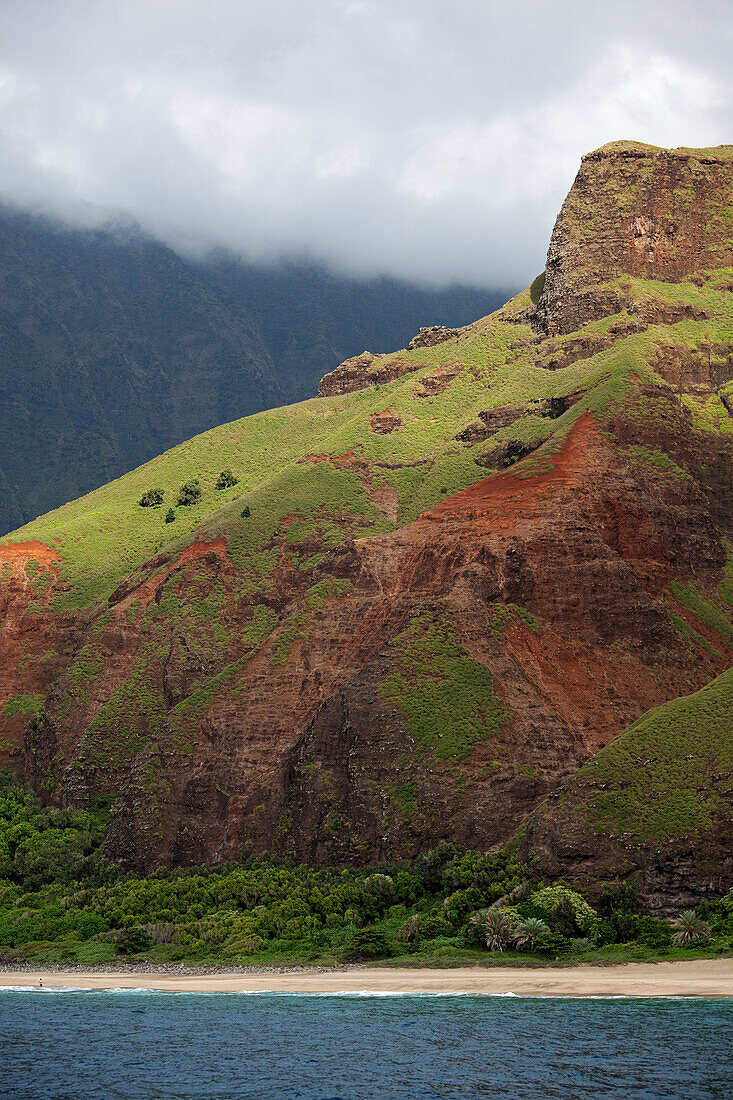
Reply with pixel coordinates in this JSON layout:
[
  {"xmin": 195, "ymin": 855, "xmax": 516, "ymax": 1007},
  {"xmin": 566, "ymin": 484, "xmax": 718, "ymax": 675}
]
[{"xmin": 2, "ymin": 959, "xmax": 733, "ymax": 997}]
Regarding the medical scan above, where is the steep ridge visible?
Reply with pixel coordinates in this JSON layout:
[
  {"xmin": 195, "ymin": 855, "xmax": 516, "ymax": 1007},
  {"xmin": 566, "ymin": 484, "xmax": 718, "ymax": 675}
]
[{"xmin": 0, "ymin": 142, "xmax": 731, "ymax": 904}]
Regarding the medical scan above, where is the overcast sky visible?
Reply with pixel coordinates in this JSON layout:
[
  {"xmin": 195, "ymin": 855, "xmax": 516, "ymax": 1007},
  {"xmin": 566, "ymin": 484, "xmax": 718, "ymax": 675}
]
[{"xmin": 0, "ymin": 1, "xmax": 731, "ymax": 287}]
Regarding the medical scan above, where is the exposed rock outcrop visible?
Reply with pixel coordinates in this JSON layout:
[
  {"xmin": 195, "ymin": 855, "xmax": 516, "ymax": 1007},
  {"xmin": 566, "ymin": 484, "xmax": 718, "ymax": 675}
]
[
  {"xmin": 318, "ymin": 352, "xmax": 428, "ymax": 396},
  {"xmin": 408, "ymin": 325, "xmax": 460, "ymax": 349},
  {"xmin": 456, "ymin": 393, "xmax": 586, "ymax": 444},
  {"xmin": 533, "ymin": 142, "xmax": 733, "ymax": 335},
  {"xmin": 370, "ymin": 410, "xmax": 402, "ymax": 434}
]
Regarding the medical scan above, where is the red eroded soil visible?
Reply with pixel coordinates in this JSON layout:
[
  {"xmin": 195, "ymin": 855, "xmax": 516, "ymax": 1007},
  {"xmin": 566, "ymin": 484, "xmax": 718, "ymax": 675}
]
[
  {"xmin": 175, "ymin": 537, "xmax": 229, "ymax": 566},
  {"xmin": 114, "ymin": 536, "xmax": 231, "ymax": 616},
  {"xmin": 0, "ymin": 540, "xmax": 61, "ymax": 578},
  {"xmin": 415, "ymin": 414, "xmax": 597, "ymax": 532},
  {"xmin": 299, "ymin": 449, "xmax": 369, "ymax": 473},
  {"xmin": 0, "ymin": 542, "xmax": 65, "ymax": 765}
]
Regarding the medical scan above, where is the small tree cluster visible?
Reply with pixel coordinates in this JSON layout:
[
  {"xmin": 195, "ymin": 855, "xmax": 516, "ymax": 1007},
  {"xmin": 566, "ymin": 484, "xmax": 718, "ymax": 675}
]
[
  {"xmin": 177, "ymin": 479, "xmax": 201, "ymax": 507},
  {"xmin": 139, "ymin": 488, "xmax": 164, "ymax": 507},
  {"xmin": 116, "ymin": 927, "xmax": 154, "ymax": 955},
  {"xmin": 215, "ymin": 468, "xmax": 239, "ymax": 490}
]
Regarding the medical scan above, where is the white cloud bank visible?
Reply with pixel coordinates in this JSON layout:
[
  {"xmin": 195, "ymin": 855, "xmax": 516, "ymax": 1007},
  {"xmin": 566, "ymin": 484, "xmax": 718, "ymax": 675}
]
[{"xmin": 0, "ymin": 0, "xmax": 730, "ymax": 286}]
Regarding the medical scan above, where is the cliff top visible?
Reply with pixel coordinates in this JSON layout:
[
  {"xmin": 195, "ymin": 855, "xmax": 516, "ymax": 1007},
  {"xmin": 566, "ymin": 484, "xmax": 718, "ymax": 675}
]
[
  {"xmin": 590, "ymin": 140, "xmax": 733, "ymax": 161},
  {"xmin": 534, "ymin": 137, "xmax": 733, "ymax": 334}
]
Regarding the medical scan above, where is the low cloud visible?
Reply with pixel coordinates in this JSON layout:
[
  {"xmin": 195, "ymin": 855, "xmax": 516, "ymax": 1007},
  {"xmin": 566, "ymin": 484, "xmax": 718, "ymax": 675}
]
[{"xmin": 0, "ymin": 1, "xmax": 730, "ymax": 286}]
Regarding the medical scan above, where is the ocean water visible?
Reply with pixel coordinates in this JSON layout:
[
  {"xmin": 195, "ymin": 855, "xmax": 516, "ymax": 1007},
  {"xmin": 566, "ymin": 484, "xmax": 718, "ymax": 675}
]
[{"xmin": 1, "ymin": 989, "xmax": 732, "ymax": 1099}]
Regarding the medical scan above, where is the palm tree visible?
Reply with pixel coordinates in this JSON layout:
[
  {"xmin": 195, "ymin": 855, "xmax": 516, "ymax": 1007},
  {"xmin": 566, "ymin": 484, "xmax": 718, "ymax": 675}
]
[
  {"xmin": 483, "ymin": 909, "xmax": 518, "ymax": 952},
  {"xmin": 513, "ymin": 917, "xmax": 550, "ymax": 951},
  {"xmin": 669, "ymin": 910, "xmax": 712, "ymax": 946}
]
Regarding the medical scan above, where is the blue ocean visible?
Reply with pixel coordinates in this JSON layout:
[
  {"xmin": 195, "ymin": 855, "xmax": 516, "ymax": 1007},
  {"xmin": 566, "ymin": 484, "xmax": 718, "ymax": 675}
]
[{"xmin": 1, "ymin": 989, "xmax": 731, "ymax": 1099}]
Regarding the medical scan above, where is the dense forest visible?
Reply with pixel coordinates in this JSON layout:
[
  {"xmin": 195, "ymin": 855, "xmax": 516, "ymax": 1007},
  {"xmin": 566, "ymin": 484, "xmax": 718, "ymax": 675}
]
[{"xmin": 1, "ymin": 771, "xmax": 731, "ymax": 969}]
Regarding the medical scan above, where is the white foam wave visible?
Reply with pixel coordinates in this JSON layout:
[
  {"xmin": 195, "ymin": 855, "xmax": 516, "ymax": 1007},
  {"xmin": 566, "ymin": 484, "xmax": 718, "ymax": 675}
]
[
  {"xmin": 0, "ymin": 985, "xmax": 708, "ymax": 1001},
  {"xmin": 0, "ymin": 985, "xmax": 91, "ymax": 993}
]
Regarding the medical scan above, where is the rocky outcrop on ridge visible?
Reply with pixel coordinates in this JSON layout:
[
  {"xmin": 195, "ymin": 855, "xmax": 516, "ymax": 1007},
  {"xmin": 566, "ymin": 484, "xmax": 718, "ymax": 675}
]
[
  {"xmin": 317, "ymin": 351, "xmax": 432, "ymax": 396},
  {"xmin": 408, "ymin": 325, "xmax": 461, "ymax": 349},
  {"xmin": 533, "ymin": 141, "xmax": 733, "ymax": 335}
]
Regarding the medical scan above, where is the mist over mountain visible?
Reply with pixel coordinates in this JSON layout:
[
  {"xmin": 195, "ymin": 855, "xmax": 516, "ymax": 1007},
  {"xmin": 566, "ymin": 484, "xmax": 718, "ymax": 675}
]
[
  {"xmin": 1, "ymin": 3, "xmax": 730, "ymax": 287},
  {"xmin": 0, "ymin": 207, "xmax": 504, "ymax": 533}
]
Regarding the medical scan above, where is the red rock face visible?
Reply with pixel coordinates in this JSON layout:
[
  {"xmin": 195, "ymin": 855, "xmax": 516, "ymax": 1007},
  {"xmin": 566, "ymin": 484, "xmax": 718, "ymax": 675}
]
[
  {"xmin": 0, "ymin": 542, "xmax": 71, "ymax": 769},
  {"xmin": 4, "ymin": 394, "xmax": 726, "ymax": 875}
]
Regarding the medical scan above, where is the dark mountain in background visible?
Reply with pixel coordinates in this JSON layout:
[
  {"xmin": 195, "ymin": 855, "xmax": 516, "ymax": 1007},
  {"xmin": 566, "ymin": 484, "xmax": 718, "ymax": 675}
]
[{"xmin": 0, "ymin": 208, "xmax": 504, "ymax": 533}]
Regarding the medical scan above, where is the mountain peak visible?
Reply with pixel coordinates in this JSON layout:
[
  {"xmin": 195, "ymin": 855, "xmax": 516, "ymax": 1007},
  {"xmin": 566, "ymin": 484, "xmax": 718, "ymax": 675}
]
[{"xmin": 533, "ymin": 140, "xmax": 733, "ymax": 335}]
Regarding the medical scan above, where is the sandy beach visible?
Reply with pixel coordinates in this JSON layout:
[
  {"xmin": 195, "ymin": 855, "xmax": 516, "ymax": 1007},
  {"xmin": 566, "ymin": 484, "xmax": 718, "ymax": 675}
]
[{"xmin": 2, "ymin": 959, "xmax": 733, "ymax": 997}]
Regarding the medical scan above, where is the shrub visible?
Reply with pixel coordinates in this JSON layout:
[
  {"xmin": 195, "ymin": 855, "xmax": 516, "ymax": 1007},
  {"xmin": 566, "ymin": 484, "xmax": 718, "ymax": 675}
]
[
  {"xmin": 598, "ymin": 911, "xmax": 672, "ymax": 947},
  {"xmin": 416, "ymin": 909, "xmax": 453, "ymax": 940},
  {"xmin": 635, "ymin": 915, "xmax": 672, "ymax": 948},
  {"xmin": 442, "ymin": 888, "xmax": 486, "ymax": 926},
  {"xmin": 240, "ymin": 505, "xmax": 251, "ymax": 518},
  {"xmin": 216, "ymin": 469, "xmax": 239, "ymax": 490},
  {"xmin": 339, "ymin": 927, "xmax": 390, "ymax": 961},
  {"xmin": 164, "ymin": 508, "xmax": 176, "ymax": 523},
  {"xmin": 669, "ymin": 910, "xmax": 712, "ymax": 946},
  {"xmin": 225, "ymin": 934, "xmax": 265, "ymax": 957},
  {"xmin": 464, "ymin": 909, "xmax": 491, "ymax": 947},
  {"xmin": 396, "ymin": 913, "xmax": 421, "ymax": 944},
  {"xmin": 596, "ymin": 882, "xmax": 639, "ymax": 919},
  {"xmin": 139, "ymin": 488, "xmax": 164, "ymax": 507},
  {"xmin": 363, "ymin": 873, "xmax": 395, "ymax": 909},
  {"xmin": 177, "ymin": 479, "xmax": 201, "ymax": 507},
  {"xmin": 531, "ymin": 885, "xmax": 599, "ymax": 938},
  {"xmin": 141, "ymin": 922, "xmax": 175, "ymax": 945},
  {"xmin": 116, "ymin": 927, "xmax": 154, "ymax": 955},
  {"xmin": 595, "ymin": 883, "xmax": 643, "ymax": 943}
]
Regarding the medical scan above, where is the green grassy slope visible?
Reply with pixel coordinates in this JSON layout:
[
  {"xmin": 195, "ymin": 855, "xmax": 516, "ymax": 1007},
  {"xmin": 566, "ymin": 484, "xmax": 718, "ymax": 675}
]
[
  {"xmin": 576, "ymin": 668, "xmax": 733, "ymax": 842},
  {"xmin": 3, "ymin": 268, "xmax": 733, "ymax": 612}
]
